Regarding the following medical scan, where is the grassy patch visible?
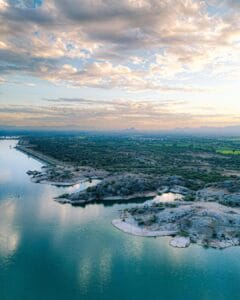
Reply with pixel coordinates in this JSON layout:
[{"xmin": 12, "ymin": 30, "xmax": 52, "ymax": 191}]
[{"xmin": 217, "ymin": 149, "xmax": 240, "ymax": 155}]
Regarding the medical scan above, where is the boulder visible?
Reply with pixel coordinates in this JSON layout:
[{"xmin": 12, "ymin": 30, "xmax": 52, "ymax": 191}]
[{"xmin": 170, "ymin": 236, "xmax": 191, "ymax": 248}]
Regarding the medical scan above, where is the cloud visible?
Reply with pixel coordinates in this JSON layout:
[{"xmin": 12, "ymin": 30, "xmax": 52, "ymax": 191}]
[
  {"xmin": 35, "ymin": 61, "xmax": 211, "ymax": 92},
  {"xmin": 0, "ymin": 99, "xmax": 239, "ymax": 130},
  {"xmin": 0, "ymin": 0, "xmax": 240, "ymax": 91},
  {"xmin": 44, "ymin": 97, "xmax": 128, "ymax": 106},
  {"xmin": 44, "ymin": 97, "xmax": 188, "ymax": 108}
]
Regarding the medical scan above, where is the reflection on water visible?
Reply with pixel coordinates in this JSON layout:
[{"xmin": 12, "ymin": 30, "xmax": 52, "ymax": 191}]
[
  {"xmin": 98, "ymin": 250, "xmax": 112, "ymax": 286},
  {"xmin": 54, "ymin": 179, "xmax": 101, "ymax": 195},
  {"xmin": 0, "ymin": 170, "xmax": 11, "ymax": 184},
  {"xmin": 0, "ymin": 200, "xmax": 20, "ymax": 258},
  {"xmin": 78, "ymin": 256, "xmax": 92, "ymax": 292},
  {"xmin": 1, "ymin": 140, "xmax": 240, "ymax": 300}
]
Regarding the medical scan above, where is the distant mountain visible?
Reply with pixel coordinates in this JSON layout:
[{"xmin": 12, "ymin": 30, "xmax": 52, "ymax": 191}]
[
  {"xmin": 123, "ymin": 127, "xmax": 138, "ymax": 132},
  {"xmin": 0, "ymin": 125, "xmax": 240, "ymax": 137},
  {"xmin": 172, "ymin": 126, "xmax": 240, "ymax": 136}
]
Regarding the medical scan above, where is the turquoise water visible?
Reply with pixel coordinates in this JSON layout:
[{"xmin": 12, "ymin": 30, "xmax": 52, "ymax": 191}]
[{"xmin": 1, "ymin": 140, "xmax": 240, "ymax": 300}]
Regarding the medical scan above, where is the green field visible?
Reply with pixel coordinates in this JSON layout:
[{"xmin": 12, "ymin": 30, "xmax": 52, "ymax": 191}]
[{"xmin": 217, "ymin": 149, "xmax": 240, "ymax": 155}]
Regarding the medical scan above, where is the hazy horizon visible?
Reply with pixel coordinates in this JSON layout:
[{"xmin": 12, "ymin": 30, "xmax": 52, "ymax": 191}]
[{"xmin": 0, "ymin": 0, "xmax": 240, "ymax": 130}]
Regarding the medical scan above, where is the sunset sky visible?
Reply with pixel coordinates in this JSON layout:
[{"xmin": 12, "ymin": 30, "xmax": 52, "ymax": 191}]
[{"xmin": 0, "ymin": 0, "xmax": 240, "ymax": 130}]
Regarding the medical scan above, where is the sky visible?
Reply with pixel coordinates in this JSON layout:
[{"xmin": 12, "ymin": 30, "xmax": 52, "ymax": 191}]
[{"xmin": 0, "ymin": 0, "xmax": 240, "ymax": 131}]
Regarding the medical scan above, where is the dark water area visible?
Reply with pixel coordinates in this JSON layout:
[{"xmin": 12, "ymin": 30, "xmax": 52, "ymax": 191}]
[{"xmin": 1, "ymin": 140, "xmax": 240, "ymax": 300}]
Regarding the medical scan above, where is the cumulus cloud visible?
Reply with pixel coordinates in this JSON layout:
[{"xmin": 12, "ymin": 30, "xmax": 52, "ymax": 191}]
[{"xmin": 0, "ymin": 0, "xmax": 240, "ymax": 90}]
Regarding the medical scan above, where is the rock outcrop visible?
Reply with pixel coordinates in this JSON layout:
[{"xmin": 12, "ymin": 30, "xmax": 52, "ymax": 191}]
[{"xmin": 113, "ymin": 201, "xmax": 240, "ymax": 249}]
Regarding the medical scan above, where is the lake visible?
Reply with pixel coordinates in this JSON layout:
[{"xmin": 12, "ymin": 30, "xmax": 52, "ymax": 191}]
[{"xmin": 1, "ymin": 140, "xmax": 240, "ymax": 300}]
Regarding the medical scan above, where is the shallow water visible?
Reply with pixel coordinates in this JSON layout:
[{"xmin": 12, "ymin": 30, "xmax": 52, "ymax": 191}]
[{"xmin": 1, "ymin": 140, "xmax": 240, "ymax": 300}]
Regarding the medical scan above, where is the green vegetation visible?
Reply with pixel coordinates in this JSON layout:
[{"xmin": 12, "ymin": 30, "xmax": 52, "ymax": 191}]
[
  {"xmin": 19, "ymin": 134, "xmax": 240, "ymax": 189},
  {"xmin": 184, "ymin": 194, "xmax": 195, "ymax": 201},
  {"xmin": 179, "ymin": 230, "xmax": 189, "ymax": 237},
  {"xmin": 217, "ymin": 149, "xmax": 240, "ymax": 155}
]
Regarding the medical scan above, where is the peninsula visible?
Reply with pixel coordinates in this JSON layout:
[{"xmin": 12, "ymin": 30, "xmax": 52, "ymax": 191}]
[{"xmin": 17, "ymin": 134, "xmax": 240, "ymax": 248}]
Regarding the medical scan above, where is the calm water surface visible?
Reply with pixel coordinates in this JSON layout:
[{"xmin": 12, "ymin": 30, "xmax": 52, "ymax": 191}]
[{"xmin": 1, "ymin": 140, "xmax": 240, "ymax": 300}]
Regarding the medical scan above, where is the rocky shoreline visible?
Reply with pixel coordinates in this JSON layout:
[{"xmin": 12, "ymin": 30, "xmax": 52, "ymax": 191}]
[
  {"xmin": 113, "ymin": 201, "xmax": 240, "ymax": 249},
  {"xmin": 55, "ymin": 173, "xmax": 240, "ymax": 208},
  {"xmin": 26, "ymin": 165, "xmax": 107, "ymax": 186},
  {"xmin": 20, "ymin": 141, "xmax": 240, "ymax": 249},
  {"xmin": 18, "ymin": 144, "xmax": 108, "ymax": 186},
  {"xmin": 55, "ymin": 173, "xmax": 192, "ymax": 204},
  {"xmin": 16, "ymin": 144, "xmax": 63, "ymax": 166}
]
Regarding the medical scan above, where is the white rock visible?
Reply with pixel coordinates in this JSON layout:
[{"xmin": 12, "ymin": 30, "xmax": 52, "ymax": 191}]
[
  {"xmin": 112, "ymin": 219, "xmax": 177, "ymax": 237},
  {"xmin": 170, "ymin": 236, "xmax": 190, "ymax": 248}
]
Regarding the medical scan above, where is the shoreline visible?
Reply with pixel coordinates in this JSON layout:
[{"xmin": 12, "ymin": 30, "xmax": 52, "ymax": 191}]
[
  {"xmin": 56, "ymin": 191, "xmax": 157, "ymax": 204},
  {"xmin": 14, "ymin": 140, "xmax": 240, "ymax": 250},
  {"xmin": 112, "ymin": 219, "xmax": 177, "ymax": 237},
  {"xmin": 30, "ymin": 177, "xmax": 90, "ymax": 187},
  {"xmin": 18, "ymin": 143, "xmax": 107, "ymax": 188},
  {"xmin": 112, "ymin": 201, "xmax": 240, "ymax": 249},
  {"xmin": 16, "ymin": 144, "xmax": 66, "ymax": 166}
]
